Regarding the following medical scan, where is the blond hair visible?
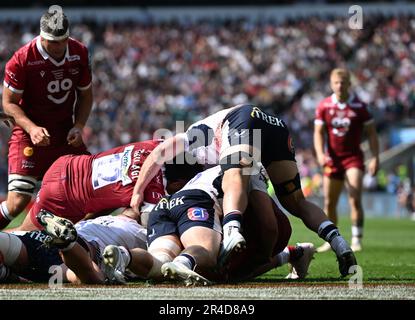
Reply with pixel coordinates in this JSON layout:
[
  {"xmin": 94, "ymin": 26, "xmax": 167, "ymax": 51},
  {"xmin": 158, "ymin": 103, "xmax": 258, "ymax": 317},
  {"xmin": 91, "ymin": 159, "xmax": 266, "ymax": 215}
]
[{"xmin": 330, "ymin": 68, "xmax": 351, "ymax": 82}]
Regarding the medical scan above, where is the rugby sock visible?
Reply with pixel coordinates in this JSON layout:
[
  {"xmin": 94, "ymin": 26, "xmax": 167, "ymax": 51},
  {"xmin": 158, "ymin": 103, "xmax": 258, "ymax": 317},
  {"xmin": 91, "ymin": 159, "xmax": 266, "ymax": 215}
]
[
  {"xmin": 222, "ymin": 210, "xmax": 243, "ymax": 232},
  {"xmin": 174, "ymin": 253, "xmax": 196, "ymax": 270},
  {"xmin": 0, "ymin": 201, "xmax": 13, "ymax": 229},
  {"xmin": 0, "ymin": 265, "xmax": 10, "ymax": 281},
  {"xmin": 351, "ymin": 225, "xmax": 363, "ymax": 239},
  {"xmin": 275, "ymin": 247, "xmax": 290, "ymax": 266},
  {"xmin": 318, "ymin": 221, "xmax": 351, "ymax": 256}
]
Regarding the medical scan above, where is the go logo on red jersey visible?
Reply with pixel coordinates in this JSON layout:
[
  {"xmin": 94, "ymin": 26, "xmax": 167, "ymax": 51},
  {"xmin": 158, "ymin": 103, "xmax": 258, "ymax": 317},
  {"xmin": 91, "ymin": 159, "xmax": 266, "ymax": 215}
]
[{"xmin": 47, "ymin": 78, "xmax": 73, "ymax": 104}]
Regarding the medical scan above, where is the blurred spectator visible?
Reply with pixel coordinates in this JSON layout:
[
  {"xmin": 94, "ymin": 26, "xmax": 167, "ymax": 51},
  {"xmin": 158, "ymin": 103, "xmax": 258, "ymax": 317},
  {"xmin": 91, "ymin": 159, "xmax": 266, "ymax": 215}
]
[{"xmin": 1, "ymin": 14, "xmax": 415, "ymax": 197}]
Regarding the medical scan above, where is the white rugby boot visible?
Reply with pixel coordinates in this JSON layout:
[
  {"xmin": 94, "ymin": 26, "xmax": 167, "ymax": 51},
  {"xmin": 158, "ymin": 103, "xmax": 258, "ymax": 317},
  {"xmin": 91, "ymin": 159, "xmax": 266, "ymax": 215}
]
[
  {"xmin": 218, "ymin": 226, "xmax": 246, "ymax": 266},
  {"xmin": 161, "ymin": 261, "xmax": 211, "ymax": 286},
  {"xmin": 286, "ymin": 242, "xmax": 316, "ymax": 279},
  {"xmin": 102, "ymin": 245, "xmax": 130, "ymax": 284}
]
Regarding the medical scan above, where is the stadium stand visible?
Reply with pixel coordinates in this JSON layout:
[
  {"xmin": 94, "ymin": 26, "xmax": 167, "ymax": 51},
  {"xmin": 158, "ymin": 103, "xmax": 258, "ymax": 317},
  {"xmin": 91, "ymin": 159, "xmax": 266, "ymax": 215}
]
[{"xmin": 1, "ymin": 5, "xmax": 414, "ymax": 201}]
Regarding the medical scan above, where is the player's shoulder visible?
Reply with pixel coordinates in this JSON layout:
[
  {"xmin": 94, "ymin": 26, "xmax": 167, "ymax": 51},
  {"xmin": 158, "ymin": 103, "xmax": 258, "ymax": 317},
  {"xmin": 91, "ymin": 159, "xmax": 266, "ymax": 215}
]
[
  {"xmin": 317, "ymin": 96, "xmax": 334, "ymax": 109},
  {"xmin": 68, "ymin": 37, "xmax": 88, "ymax": 51},
  {"xmin": 8, "ymin": 37, "xmax": 38, "ymax": 65},
  {"xmin": 349, "ymin": 94, "xmax": 367, "ymax": 109},
  {"xmin": 67, "ymin": 37, "xmax": 89, "ymax": 59}
]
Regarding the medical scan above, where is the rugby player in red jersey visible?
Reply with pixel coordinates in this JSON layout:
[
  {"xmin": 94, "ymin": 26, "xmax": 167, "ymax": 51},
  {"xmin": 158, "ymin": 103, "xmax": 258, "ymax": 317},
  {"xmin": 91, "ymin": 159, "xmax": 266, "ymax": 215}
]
[
  {"xmin": 1, "ymin": 7, "xmax": 93, "ymax": 229},
  {"xmin": 314, "ymin": 68, "xmax": 380, "ymax": 252}
]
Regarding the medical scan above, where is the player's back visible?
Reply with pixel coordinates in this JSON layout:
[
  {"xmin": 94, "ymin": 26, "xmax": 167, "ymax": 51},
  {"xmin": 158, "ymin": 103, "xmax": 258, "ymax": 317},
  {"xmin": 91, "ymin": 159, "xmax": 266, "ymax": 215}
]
[
  {"xmin": 75, "ymin": 215, "xmax": 147, "ymax": 252},
  {"xmin": 66, "ymin": 140, "xmax": 165, "ymax": 213}
]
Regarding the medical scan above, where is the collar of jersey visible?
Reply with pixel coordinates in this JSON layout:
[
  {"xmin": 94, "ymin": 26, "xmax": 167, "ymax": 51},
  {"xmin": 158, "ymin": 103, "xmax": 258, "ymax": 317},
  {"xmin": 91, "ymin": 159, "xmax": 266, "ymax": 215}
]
[
  {"xmin": 331, "ymin": 93, "xmax": 355, "ymax": 109},
  {"xmin": 36, "ymin": 36, "xmax": 70, "ymax": 67}
]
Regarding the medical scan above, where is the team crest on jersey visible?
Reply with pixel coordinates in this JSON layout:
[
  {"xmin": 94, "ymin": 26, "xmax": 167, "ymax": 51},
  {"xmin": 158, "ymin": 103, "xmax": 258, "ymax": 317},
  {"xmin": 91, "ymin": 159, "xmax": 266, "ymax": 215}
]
[
  {"xmin": 23, "ymin": 147, "xmax": 34, "ymax": 157},
  {"xmin": 187, "ymin": 207, "xmax": 209, "ymax": 221}
]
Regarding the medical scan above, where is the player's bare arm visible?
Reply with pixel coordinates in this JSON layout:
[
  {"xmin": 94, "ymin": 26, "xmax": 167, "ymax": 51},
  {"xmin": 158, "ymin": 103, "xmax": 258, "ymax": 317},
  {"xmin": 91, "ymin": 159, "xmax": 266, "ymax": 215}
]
[
  {"xmin": 267, "ymin": 160, "xmax": 327, "ymax": 231},
  {"xmin": 313, "ymin": 122, "xmax": 326, "ymax": 167},
  {"xmin": 365, "ymin": 121, "xmax": 380, "ymax": 176},
  {"xmin": 130, "ymin": 135, "xmax": 186, "ymax": 213},
  {"xmin": 67, "ymin": 86, "xmax": 93, "ymax": 147},
  {"xmin": 2, "ymin": 87, "xmax": 50, "ymax": 146}
]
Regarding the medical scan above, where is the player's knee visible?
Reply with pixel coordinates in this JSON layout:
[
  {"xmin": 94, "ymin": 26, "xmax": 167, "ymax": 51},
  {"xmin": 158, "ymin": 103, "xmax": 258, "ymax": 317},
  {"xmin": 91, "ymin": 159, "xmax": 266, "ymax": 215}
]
[
  {"xmin": 0, "ymin": 232, "xmax": 23, "ymax": 266},
  {"xmin": 148, "ymin": 237, "xmax": 182, "ymax": 264}
]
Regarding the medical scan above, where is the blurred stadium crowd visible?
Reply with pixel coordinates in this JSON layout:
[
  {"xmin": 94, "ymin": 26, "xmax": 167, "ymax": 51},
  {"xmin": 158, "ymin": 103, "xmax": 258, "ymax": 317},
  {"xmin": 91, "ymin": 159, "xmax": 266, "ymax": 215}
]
[{"xmin": 1, "ymin": 13, "xmax": 414, "ymax": 200}]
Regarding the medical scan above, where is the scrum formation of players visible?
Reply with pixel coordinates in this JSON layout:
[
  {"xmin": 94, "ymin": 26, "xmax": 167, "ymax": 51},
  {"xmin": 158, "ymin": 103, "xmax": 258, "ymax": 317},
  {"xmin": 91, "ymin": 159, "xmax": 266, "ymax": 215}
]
[{"xmin": 0, "ymin": 7, "xmax": 376, "ymax": 286}]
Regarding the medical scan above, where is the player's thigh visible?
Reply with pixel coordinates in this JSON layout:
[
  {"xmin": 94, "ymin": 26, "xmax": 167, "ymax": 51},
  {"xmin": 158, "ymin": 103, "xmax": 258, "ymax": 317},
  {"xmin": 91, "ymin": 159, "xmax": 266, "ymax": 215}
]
[
  {"xmin": 323, "ymin": 175, "xmax": 344, "ymax": 204},
  {"xmin": 180, "ymin": 226, "xmax": 221, "ymax": 256},
  {"xmin": 247, "ymin": 190, "xmax": 278, "ymax": 238},
  {"xmin": 344, "ymin": 167, "xmax": 364, "ymax": 199}
]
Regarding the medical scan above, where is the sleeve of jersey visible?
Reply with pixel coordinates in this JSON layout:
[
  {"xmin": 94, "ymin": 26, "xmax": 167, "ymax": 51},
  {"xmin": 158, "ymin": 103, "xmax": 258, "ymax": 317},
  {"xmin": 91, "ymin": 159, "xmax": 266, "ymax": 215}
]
[
  {"xmin": 77, "ymin": 46, "xmax": 92, "ymax": 91},
  {"xmin": 314, "ymin": 102, "xmax": 325, "ymax": 126},
  {"xmin": 362, "ymin": 104, "xmax": 375, "ymax": 126},
  {"xmin": 3, "ymin": 55, "xmax": 25, "ymax": 94}
]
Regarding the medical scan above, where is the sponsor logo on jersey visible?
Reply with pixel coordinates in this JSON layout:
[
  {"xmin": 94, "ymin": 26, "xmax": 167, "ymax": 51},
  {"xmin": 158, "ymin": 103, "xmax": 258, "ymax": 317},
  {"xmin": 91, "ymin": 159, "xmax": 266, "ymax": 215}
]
[
  {"xmin": 47, "ymin": 78, "xmax": 73, "ymax": 104},
  {"xmin": 22, "ymin": 160, "xmax": 35, "ymax": 169},
  {"xmin": 27, "ymin": 60, "xmax": 45, "ymax": 66},
  {"xmin": 121, "ymin": 145, "xmax": 134, "ymax": 185},
  {"xmin": 187, "ymin": 207, "xmax": 209, "ymax": 221},
  {"xmin": 154, "ymin": 196, "xmax": 185, "ymax": 211},
  {"xmin": 6, "ymin": 70, "xmax": 18, "ymax": 82},
  {"xmin": 23, "ymin": 147, "xmax": 34, "ymax": 157},
  {"xmin": 29, "ymin": 230, "xmax": 54, "ymax": 244},
  {"xmin": 68, "ymin": 55, "xmax": 80, "ymax": 62},
  {"xmin": 52, "ymin": 69, "xmax": 64, "ymax": 80},
  {"xmin": 250, "ymin": 106, "xmax": 284, "ymax": 127},
  {"xmin": 69, "ymin": 68, "xmax": 79, "ymax": 75}
]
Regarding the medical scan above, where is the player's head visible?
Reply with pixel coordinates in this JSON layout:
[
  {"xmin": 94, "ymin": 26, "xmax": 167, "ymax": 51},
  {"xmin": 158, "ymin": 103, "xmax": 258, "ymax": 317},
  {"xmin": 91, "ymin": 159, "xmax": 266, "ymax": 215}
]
[
  {"xmin": 40, "ymin": 7, "xmax": 69, "ymax": 60},
  {"xmin": 164, "ymin": 153, "xmax": 204, "ymax": 194},
  {"xmin": 330, "ymin": 68, "xmax": 351, "ymax": 99}
]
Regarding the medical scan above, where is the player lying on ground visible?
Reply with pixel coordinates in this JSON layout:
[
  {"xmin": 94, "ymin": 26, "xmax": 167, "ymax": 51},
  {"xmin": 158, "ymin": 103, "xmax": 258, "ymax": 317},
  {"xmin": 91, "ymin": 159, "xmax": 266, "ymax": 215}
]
[
  {"xmin": 131, "ymin": 103, "xmax": 357, "ymax": 277},
  {"xmin": 0, "ymin": 209, "xmax": 147, "ymax": 284},
  {"xmin": 11, "ymin": 140, "xmax": 201, "ymax": 232},
  {"xmin": 102, "ymin": 165, "xmax": 316, "ymax": 285}
]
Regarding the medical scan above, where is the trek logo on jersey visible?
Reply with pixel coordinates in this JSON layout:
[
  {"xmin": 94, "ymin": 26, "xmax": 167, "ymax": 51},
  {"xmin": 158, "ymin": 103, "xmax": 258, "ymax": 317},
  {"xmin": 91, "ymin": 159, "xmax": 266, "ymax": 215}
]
[
  {"xmin": 250, "ymin": 106, "xmax": 284, "ymax": 127},
  {"xmin": 29, "ymin": 230, "xmax": 54, "ymax": 244},
  {"xmin": 121, "ymin": 145, "xmax": 134, "ymax": 186},
  {"xmin": 187, "ymin": 207, "xmax": 209, "ymax": 221},
  {"xmin": 154, "ymin": 196, "xmax": 185, "ymax": 210}
]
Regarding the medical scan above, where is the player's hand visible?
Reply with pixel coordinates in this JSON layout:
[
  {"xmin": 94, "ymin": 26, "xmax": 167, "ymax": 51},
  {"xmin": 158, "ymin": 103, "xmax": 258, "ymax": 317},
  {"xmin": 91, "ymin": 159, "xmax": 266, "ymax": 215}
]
[
  {"xmin": 368, "ymin": 157, "xmax": 379, "ymax": 176},
  {"xmin": 130, "ymin": 192, "xmax": 144, "ymax": 214},
  {"xmin": 317, "ymin": 153, "xmax": 326, "ymax": 167},
  {"xmin": 67, "ymin": 127, "xmax": 84, "ymax": 147},
  {"xmin": 29, "ymin": 126, "xmax": 50, "ymax": 146},
  {"xmin": 0, "ymin": 111, "xmax": 15, "ymax": 128}
]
